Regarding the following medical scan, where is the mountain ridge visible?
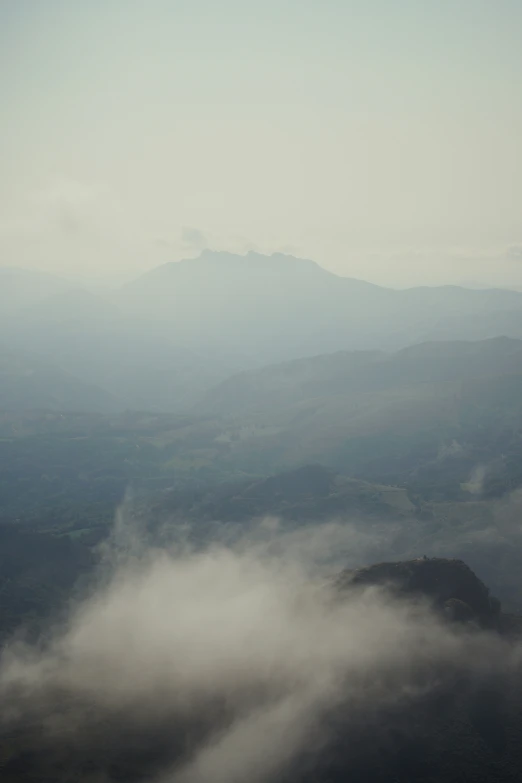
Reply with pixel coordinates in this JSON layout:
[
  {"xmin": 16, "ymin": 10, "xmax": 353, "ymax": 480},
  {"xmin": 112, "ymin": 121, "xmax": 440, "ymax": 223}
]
[
  {"xmin": 122, "ymin": 251, "xmax": 522, "ymax": 298},
  {"xmin": 199, "ymin": 335, "xmax": 522, "ymax": 416},
  {"xmin": 5, "ymin": 255, "xmax": 522, "ymax": 413},
  {"xmin": 116, "ymin": 250, "xmax": 522, "ymax": 364}
]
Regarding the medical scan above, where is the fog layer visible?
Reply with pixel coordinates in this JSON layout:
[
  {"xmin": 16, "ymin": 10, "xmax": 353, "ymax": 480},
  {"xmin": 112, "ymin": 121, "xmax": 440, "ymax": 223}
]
[{"xmin": 0, "ymin": 518, "xmax": 516, "ymax": 782}]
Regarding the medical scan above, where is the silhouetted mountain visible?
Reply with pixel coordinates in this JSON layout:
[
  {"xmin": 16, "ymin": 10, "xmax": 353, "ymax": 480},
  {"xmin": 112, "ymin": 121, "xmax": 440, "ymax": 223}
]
[
  {"xmin": 117, "ymin": 251, "xmax": 522, "ymax": 363},
  {"xmin": 5, "ymin": 256, "xmax": 522, "ymax": 412}
]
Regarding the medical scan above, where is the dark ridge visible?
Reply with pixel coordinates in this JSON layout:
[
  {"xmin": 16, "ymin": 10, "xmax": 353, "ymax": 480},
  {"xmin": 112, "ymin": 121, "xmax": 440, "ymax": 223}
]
[{"xmin": 338, "ymin": 557, "xmax": 501, "ymax": 627}]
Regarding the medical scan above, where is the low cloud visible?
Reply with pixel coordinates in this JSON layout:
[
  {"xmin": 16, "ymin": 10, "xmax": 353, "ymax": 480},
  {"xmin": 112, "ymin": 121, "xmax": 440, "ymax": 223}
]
[{"xmin": 0, "ymin": 512, "xmax": 518, "ymax": 782}]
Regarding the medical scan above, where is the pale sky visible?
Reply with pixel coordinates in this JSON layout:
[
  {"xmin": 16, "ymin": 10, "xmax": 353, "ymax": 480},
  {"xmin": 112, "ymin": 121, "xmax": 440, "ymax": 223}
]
[{"xmin": 1, "ymin": 0, "xmax": 522, "ymax": 288}]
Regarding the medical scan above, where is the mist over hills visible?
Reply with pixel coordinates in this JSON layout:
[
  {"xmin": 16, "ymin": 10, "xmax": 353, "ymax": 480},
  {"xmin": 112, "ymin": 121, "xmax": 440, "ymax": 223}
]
[
  {"xmin": 190, "ymin": 337, "xmax": 522, "ymax": 504},
  {"xmin": 6, "ymin": 0, "xmax": 522, "ymax": 776},
  {"xmin": 117, "ymin": 250, "xmax": 388, "ymax": 358},
  {"xmin": 2, "ymin": 284, "xmax": 243, "ymax": 412},
  {"xmin": 5, "ymin": 254, "xmax": 522, "ymax": 781},
  {"xmin": 200, "ymin": 336, "xmax": 522, "ymax": 416},
  {"xmin": 117, "ymin": 250, "xmax": 522, "ymax": 361},
  {"xmin": 3, "ymin": 251, "xmax": 522, "ymax": 412},
  {"xmin": 0, "ymin": 267, "xmax": 75, "ymax": 319},
  {"xmin": 0, "ymin": 344, "xmax": 119, "ymax": 413}
]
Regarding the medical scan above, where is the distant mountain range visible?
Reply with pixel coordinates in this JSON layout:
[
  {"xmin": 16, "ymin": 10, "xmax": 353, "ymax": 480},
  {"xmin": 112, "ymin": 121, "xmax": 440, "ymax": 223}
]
[
  {"xmin": 5, "ymin": 258, "xmax": 522, "ymax": 783},
  {"xmin": 3, "ymin": 252, "xmax": 522, "ymax": 411},
  {"xmin": 189, "ymin": 337, "xmax": 522, "ymax": 501},
  {"xmin": 118, "ymin": 250, "xmax": 522, "ymax": 360},
  {"xmin": 200, "ymin": 336, "xmax": 522, "ymax": 416}
]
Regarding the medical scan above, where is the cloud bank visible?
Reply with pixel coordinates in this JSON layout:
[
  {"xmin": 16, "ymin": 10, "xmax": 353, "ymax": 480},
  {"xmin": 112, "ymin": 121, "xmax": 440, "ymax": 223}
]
[{"xmin": 0, "ymin": 519, "xmax": 518, "ymax": 782}]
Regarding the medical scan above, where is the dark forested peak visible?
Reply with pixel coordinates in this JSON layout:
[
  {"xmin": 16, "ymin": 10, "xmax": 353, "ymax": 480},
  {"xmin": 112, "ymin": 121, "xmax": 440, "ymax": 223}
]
[{"xmin": 338, "ymin": 557, "xmax": 498, "ymax": 624}]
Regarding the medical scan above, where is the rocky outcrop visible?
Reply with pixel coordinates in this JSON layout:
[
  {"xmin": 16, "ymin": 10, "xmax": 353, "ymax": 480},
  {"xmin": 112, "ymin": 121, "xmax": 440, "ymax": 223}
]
[{"xmin": 337, "ymin": 557, "xmax": 502, "ymax": 627}]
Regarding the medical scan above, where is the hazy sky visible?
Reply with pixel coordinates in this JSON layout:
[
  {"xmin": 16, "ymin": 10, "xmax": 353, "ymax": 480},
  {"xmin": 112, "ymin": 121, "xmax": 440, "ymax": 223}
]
[{"xmin": 2, "ymin": 1, "xmax": 522, "ymax": 287}]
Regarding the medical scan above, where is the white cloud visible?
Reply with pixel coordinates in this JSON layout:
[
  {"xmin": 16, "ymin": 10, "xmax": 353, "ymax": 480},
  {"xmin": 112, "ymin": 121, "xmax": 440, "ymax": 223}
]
[{"xmin": 0, "ymin": 515, "xmax": 515, "ymax": 782}]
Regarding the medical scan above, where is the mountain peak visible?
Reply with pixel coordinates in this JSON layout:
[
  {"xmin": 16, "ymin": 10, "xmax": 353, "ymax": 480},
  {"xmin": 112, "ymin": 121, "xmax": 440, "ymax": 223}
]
[
  {"xmin": 194, "ymin": 249, "xmax": 327, "ymax": 273},
  {"xmin": 338, "ymin": 557, "xmax": 500, "ymax": 625}
]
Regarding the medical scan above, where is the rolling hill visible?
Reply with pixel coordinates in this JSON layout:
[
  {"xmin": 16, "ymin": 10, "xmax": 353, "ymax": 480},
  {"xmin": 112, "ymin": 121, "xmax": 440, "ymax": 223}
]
[
  {"xmin": 200, "ymin": 337, "xmax": 522, "ymax": 416},
  {"xmin": 192, "ymin": 338, "xmax": 522, "ymax": 491}
]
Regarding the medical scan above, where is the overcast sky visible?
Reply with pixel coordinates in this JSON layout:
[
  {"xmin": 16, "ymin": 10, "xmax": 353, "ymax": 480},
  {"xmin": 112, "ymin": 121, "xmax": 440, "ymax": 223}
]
[{"xmin": 1, "ymin": 1, "xmax": 522, "ymax": 288}]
